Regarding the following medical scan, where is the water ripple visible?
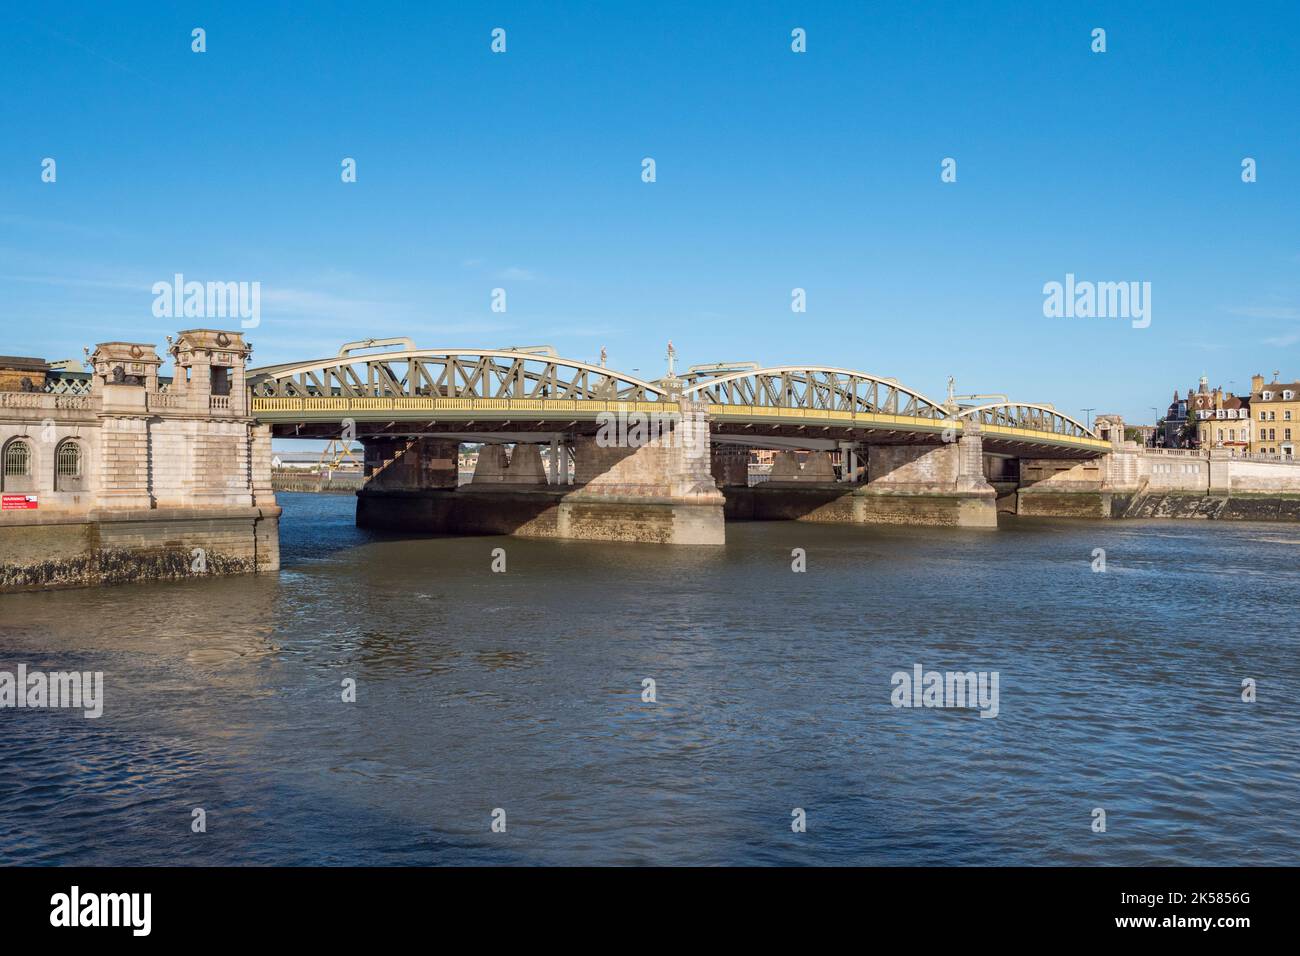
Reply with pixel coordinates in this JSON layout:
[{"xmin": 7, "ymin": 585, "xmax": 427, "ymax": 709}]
[{"xmin": 1, "ymin": 495, "xmax": 1298, "ymax": 865}]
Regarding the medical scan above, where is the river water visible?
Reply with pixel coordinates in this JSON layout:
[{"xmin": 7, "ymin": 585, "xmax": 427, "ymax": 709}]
[{"xmin": 2, "ymin": 492, "xmax": 1297, "ymax": 865}]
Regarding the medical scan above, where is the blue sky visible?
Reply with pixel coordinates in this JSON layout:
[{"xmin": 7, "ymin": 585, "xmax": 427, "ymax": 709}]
[{"xmin": 2, "ymin": 1, "xmax": 1298, "ymax": 424}]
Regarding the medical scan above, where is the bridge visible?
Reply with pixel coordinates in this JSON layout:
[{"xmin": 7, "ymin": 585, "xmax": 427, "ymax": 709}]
[
  {"xmin": 26, "ymin": 326, "xmax": 1290, "ymax": 592},
  {"xmin": 234, "ymin": 338, "xmax": 1120, "ymax": 543},
  {"xmin": 246, "ymin": 338, "xmax": 1109, "ymax": 458}
]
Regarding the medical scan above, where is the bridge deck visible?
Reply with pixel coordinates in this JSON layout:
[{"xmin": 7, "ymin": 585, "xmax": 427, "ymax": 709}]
[{"xmin": 251, "ymin": 396, "xmax": 1110, "ymax": 455}]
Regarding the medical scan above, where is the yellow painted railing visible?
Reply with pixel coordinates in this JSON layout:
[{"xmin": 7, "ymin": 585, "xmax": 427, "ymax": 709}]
[
  {"xmin": 250, "ymin": 396, "xmax": 665, "ymax": 415},
  {"xmin": 707, "ymin": 404, "xmax": 951, "ymax": 430}
]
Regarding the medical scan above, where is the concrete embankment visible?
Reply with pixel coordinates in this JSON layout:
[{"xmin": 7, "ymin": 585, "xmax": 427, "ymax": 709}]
[
  {"xmin": 733, "ymin": 482, "xmax": 1300, "ymax": 525},
  {"xmin": 0, "ymin": 506, "xmax": 280, "ymax": 592},
  {"xmin": 1011, "ymin": 448, "xmax": 1300, "ymax": 522},
  {"xmin": 1016, "ymin": 488, "xmax": 1300, "ymax": 521},
  {"xmin": 1120, "ymin": 492, "xmax": 1300, "ymax": 521}
]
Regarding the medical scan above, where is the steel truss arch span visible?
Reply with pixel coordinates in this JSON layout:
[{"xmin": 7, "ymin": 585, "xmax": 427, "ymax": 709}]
[
  {"xmin": 248, "ymin": 349, "xmax": 669, "ymax": 403},
  {"xmin": 955, "ymin": 402, "xmax": 1100, "ymax": 440},
  {"xmin": 681, "ymin": 365, "xmax": 951, "ymax": 419}
]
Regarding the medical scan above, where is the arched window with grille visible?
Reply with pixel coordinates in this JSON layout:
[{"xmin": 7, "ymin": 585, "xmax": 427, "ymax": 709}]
[
  {"xmin": 55, "ymin": 439, "xmax": 84, "ymax": 491},
  {"xmin": 2, "ymin": 439, "xmax": 33, "ymax": 491}
]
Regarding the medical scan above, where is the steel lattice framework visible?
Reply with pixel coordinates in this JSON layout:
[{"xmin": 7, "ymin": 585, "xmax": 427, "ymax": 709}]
[
  {"xmin": 955, "ymin": 402, "xmax": 1098, "ymax": 440},
  {"xmin": 245, "ymin": 344, "xmax": 1105, "ymax": 451},
  {"xmin": 249, "ymin": 347, "xmax": 667, "ymax": 403},
  {"xmin": 681, "ymin": 366, "xmax": 950, "ymax": 419}
]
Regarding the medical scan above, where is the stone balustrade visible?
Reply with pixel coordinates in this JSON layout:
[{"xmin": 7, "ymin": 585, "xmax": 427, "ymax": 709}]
[{"xmin": 0, "ymin": 391, "xmax": 93, "ymax": 411}]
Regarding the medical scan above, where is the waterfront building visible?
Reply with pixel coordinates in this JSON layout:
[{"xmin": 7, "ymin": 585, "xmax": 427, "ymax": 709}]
[
  {"xmin": 1188, "ymin": 377, "xmax": 1252, "ymax": 455},
  {"xmin": 0, "ymin": 356, "xmax": 50, "ymax": 393},
  {"xmin": 1129, "ymin": 424, "xmax": 1157, "ymax": 447},
  {"xmin": 1248, "ymin": 373, "xmax": 1300, "ymax": 458},
  {"xmin": 1161, "ymin": 389, "xmax": 1190, "ymax": 447},
  {"xmin": 1094, "ymin": 416, "xmax": 1156, "ymax": 448},
  {"xmin": 1161, "ymin": 377, "xmax": 1251, "ymax": 452}
]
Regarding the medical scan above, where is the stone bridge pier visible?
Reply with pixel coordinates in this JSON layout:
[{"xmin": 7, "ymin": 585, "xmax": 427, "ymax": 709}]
[
  {"xmin": 355, "ymin": 398, "xmax": 725, "ymax": 545},
  {"xmin": 857, "ymin": 424, "xmax": 998, "ymax": 527},
  {"xmin": 723, "ymin": 423, "xmax": 998, "ymax": 528},
  {"xmin": 710, "ymin": 442, "xmax": 749, "ymax": 488},
  {"xmin": 361, "ymin": 437, "xmax": 460, "ymax": 491}
]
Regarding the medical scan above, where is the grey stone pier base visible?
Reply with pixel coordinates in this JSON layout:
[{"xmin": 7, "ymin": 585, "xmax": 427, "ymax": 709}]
[
  {"xmin": 728, "ymin": 426, "xmax": 998, "ymax": 529},
  {"xmin": 356, "ymin": 399, "xmax": 726, "ymax": 545}
]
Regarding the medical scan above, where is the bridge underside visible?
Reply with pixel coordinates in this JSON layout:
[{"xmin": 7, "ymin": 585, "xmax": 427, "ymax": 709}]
[
  {"xmin": 264, "ymin": 405, "xmax": 1109, "ymax": 543},
  {"xmin": 708, "ymin": 423, "xmax": 1101, "ymax": 461},
  {"xmin": 267, "ymin": 417, "xmax": 1104, "ymax": 461}
]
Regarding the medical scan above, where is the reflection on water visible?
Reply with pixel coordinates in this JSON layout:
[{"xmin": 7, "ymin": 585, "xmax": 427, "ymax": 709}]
[{"xmin": 2, "ymin": 492, "xmax": 1298, "ymax": 865}]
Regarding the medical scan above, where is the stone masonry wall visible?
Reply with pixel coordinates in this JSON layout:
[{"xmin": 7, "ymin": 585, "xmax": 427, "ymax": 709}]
[
  {"xmin": 866, "ymin": 444, "xmax": 958, "ymax": 490},
  {"xmin": 571, "ymin": 400, "xmax": 720, "ymax": 503},
  {"xmin": 364, "ymin": 437, "xmax": 459, "ymax": 491},
  {"xmin": 1020, "ymin": 458, "xmax": 1105, "ymax": 490}
]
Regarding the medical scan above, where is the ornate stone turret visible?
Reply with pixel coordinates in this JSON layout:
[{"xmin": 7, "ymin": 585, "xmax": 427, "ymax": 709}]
[
  {"xmin": 89, "ymin": 342, "xmax": 162, "ymax": 417},
  {"xmin": 90, "ymin": 342, "xmax": 162, "ymax": 391},
  {"xmin": 168, "ymin": 329, "xmax": 253, "ymax": 416},
  {"xmin": 1094, "ymin": 414, "xmax": 1126, "ymax": 445},
  {"xmin": 85, "ymin": 342, "xmax": 161, "ymax": 507}
]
